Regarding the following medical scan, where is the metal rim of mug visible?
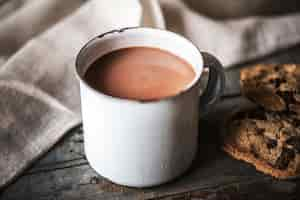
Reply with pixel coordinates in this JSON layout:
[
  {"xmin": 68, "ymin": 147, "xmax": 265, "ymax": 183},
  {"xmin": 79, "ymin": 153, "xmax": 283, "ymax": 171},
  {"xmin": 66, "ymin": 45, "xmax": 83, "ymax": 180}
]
[{"xmin": 75, "ymin": 26, "xmax": 204, "ymax": 104}]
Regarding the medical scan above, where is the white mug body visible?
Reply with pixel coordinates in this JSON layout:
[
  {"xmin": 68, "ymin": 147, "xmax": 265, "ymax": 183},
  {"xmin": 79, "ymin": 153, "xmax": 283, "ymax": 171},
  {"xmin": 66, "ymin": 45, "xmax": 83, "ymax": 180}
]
[{"xmin": 76, "ymin": 27, "xmax": 204, "ymax": 187}]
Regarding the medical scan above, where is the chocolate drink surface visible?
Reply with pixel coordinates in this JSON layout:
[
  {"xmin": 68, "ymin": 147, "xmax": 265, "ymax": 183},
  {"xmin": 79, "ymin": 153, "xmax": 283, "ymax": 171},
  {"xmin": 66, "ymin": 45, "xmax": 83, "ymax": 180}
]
[{"xmin": 84, "ymin": 47, "xmax": 196, "ymax": 101}]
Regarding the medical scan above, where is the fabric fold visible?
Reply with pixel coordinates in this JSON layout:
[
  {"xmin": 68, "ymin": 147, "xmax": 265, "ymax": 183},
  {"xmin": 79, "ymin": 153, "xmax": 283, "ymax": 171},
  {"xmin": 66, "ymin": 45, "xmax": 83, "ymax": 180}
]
[
  {"xmin": 0, "ymin": 0, "xmax": 83, "ymax": 57},
  {"xmin": 160, "ymin": 0, "xmax": 300, "ymax": 66},
  {"xmin": 0, "ymin": 80, "xmax": 81, "ymax": 187}
]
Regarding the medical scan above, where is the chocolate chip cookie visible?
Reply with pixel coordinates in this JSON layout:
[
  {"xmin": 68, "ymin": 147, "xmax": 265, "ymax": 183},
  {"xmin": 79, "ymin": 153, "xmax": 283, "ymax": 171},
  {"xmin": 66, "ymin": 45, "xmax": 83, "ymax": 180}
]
[
  {"xmin": 240, "ymin": 64, "xmax": 300, "ymax": 113},
  {"xmin": 223, "ymin": 108, "xmax": 300, "ymax": 179}
]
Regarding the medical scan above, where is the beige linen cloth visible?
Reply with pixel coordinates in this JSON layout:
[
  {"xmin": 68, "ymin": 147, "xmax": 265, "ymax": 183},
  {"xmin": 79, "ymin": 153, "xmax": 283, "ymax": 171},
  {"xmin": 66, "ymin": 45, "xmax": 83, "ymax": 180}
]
[{"xmin": 0, "ymin": 0, "xmax": 300, "ymax": 189}]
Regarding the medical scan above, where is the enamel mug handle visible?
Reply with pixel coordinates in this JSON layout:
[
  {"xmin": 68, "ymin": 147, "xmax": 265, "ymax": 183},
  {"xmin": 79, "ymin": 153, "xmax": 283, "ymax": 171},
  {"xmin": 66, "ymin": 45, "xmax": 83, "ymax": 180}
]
[{"xmin": 199, "ymin": 52, "xmax": 225, "ymax": 115}]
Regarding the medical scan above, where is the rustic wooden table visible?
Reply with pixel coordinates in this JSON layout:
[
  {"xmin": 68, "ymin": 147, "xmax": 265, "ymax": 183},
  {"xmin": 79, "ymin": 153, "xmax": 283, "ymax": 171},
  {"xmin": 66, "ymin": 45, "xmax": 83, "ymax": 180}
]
[{"xmin": 1, "ymin": 45, "xmax": 300, "ymax": 200}]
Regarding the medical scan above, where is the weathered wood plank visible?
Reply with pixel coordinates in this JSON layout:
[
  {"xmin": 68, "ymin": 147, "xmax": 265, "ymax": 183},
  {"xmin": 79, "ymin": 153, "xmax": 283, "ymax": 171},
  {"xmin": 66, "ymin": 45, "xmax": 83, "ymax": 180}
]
[
  {"xmin": 3, "ymin": 97, "xmax": 297, "ymax": 200},
  {"xmin": 25, "ymin": 126, "xmax": 86, "ymax": 175},
  {"xmin": 154, "ymin": 179, "xmax": 299, "ymax": 200}
]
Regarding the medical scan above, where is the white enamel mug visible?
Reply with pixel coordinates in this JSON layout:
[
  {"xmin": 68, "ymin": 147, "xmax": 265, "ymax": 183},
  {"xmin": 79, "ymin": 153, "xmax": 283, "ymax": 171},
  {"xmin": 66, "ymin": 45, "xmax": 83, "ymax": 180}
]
[{"xmin": 75, "ymin": 27, "xmax": 225, "ymax": 187}]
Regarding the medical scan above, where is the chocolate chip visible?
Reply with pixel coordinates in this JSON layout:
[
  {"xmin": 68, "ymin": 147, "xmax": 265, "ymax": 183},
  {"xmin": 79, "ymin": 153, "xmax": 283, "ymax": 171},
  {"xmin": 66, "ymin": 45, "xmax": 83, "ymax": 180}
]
[
  {"xmin": 277, "ymin": 91, "xmax": 295, "ymax": 104},
  {"xmin": 286, "ymin": 136, "xmax": 300, "ymax": 153},
  {"xmin": 274, "ymin": 65, "xmax": 281, "ymax": 71},
  {"xmin": 256, "ymin": 128, "xmax": 265, "ymax": 135},
  {"xmin": 289, "ymin": 104, "xmax": 300, "ymax": 115},
  {"xmin": 246, "ymin": 109, "xmax": 267, "ymax": 120},
  {"xmin": 270, "ymin": 78, "xmax": 282, "ymax": 88},
  {"xmin": 266, "ymin": 139, "xmax": 277, "ymax": 149},
  {"xmin": 274, "ymin": 148, "xmax": 295, "ymax": 170},
  {"xmin": 233, "ymin": 111, "xmax": 248, "ymax": 120},
  {"xmin": 250, "ymin": 145, "xmax": 259, "ymax": 158},
  {"xmin": 289, "ymin": 117, "xmax": 300, "ymax": 127}
]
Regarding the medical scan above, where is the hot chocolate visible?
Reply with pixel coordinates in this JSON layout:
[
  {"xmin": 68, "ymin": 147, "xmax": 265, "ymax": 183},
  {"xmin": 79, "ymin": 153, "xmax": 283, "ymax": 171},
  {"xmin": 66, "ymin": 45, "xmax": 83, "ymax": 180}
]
[{"xmin": 84, "ymin": 47, "xmax": 195, "ymax": 101}]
